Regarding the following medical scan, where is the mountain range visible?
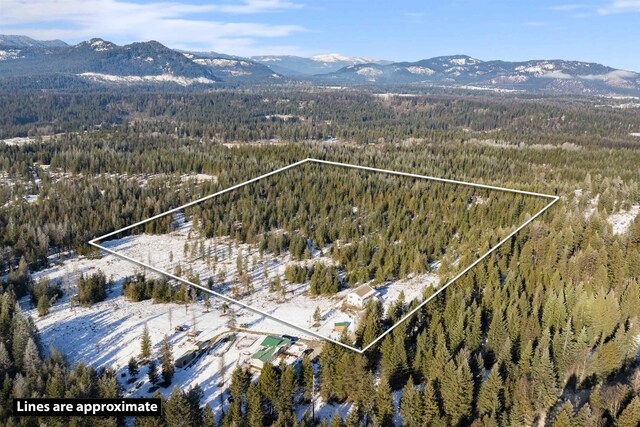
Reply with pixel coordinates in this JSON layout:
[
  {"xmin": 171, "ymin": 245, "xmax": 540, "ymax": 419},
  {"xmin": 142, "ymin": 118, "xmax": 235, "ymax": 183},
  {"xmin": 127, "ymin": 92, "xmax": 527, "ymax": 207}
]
[
  {"xmin": 1, "ymin": 35, "xmax": 639, "ymax": 96},
  {"xmin": 251, "ymin": 54, "xmax": 393, "ymax": 76}
]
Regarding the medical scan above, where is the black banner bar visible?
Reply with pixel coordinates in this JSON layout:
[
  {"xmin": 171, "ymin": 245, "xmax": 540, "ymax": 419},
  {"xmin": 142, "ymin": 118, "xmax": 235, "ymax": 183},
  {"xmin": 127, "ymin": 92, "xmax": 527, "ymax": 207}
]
[{"xmin": 12, "ymin": 398, "xmax": 162, "ymax": 417}]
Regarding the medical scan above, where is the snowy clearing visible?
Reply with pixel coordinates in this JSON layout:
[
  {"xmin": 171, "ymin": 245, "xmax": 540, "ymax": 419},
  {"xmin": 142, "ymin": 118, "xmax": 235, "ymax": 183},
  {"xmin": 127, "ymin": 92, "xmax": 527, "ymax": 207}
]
[
  {"xmin": 608, "ymin": 204, "xmax": 640, "ymax": 235},
  {"xmin": 100, "ymin": 216, "xmax": 440, "ymax": 345},
  {"xmin": 24, "ymin": 252, "xmax": 323, "ymax": 415},
  {"xmin": 77, "ymin": 73, "xmax": 216, "ymax": 86}
]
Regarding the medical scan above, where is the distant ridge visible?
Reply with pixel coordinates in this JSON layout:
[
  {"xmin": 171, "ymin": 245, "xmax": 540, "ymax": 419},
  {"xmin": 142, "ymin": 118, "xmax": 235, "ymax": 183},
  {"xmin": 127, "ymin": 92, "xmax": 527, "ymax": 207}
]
[
  {"xmin": 251, "ymin": 54, "xmax": 392, "ymax": 76},
  {"xmin": 0, "ymin": 34, "xmax": 68, "ymax": 48},
  {"xmin": 321, "ymin": 55, "xmax": 640, "ymax": 96},
  {"xmin": 0, "ymin": 35, "xmax": 638, "ymax": 96}
]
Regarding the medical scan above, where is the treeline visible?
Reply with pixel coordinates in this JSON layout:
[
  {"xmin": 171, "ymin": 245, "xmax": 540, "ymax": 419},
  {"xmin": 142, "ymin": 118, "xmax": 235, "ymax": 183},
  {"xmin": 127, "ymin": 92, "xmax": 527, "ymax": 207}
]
[
  {"xmin": 0, "ymin": 289, "xmax": 123, "ymax": 426},
  {"xmin": 2, "ymin": 91, "xmax": 640, "ymax": 145},
  {"xmin": 75, "ymin": 271, "xmax": 111, "ymax": 306},
  {"xmin": 135, "ymin": 386, "xmax": 217, "ymax": 427},
  {"xmin": 28, "ymin": 277, "xmax": 62, "ymax": 317},
  {"xmin": 122, "ymin": 274, "xmax": 174, "ymax": 303},
  {"xmin": 2, "ymin": 120, "xmax": 639, "ymax": 275},
  {"xmin": 0, "ymin": 169, "xmax": 184, "ymax": 270},
  {"xmin": 217, "ymin": 358, "xmax": 315, "ymax": 427},
  {"xmin": 284, "ymin": 263, "xmax": 341, "ymax": 295},
  {"xmin": 121, "ymin": 274, "xmax": 202, "ymax": 305}
]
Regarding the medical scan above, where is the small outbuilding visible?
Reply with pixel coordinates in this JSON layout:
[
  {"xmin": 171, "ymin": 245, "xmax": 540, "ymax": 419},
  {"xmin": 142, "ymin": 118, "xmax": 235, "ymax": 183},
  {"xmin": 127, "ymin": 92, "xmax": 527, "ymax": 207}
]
[
  {"xmin": 333, "ymin": 321, "xmax": 350, "ymax": 332},
  {"xmin": 175, "ymin": 350, "xmax": 196, "ymax": 368}
]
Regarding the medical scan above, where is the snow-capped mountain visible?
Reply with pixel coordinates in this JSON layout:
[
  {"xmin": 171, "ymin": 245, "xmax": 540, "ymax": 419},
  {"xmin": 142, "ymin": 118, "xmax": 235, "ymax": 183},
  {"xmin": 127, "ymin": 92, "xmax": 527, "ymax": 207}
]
[
  {"xmin": 0, "ymin": 37, "xmax": 282, "ymax": 87},
  {"xmin": 1, "ymin": 35, "xmax": 638, "ymax": 96},
  {"xmin": 310, "ymin": 53, "xmax": 382, "ymax": 64},
  {"xmin": 321, "ymin": 55, "xmax": 640, "ymax": 96},
  {"xmin": 251, "ymin": 54, "xmax": 392, "ymax": 76},
  {"xmin": 182, "ymin": 51, "xmax": 282, "ymax": 83},
  {"xmin": 0, "ymin": 38, "xmax": 220, "ymax": 86}
]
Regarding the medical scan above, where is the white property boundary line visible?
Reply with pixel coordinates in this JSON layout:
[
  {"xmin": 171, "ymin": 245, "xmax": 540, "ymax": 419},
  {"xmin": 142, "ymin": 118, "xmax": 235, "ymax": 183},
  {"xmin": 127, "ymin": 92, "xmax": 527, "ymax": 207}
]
[{"xmin": 89, "ymin": 158, "xmax": 559, "ymax": 354}]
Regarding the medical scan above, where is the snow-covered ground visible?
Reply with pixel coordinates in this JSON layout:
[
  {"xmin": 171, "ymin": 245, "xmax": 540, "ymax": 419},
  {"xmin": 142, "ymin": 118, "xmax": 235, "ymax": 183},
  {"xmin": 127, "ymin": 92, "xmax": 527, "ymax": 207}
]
[
  {"xmin": 100, "ymin": 216, "xmax": 439, "ymax": 345},
  {"xmin": 26, "ymin": 212, "xmax": 439, "ymax": 360},
  {"xmin": 23, "ymin": 280, "xmax": 319, "ymax": 416},
  {"xmin": 77, "ymin": 72, "xmax": 217, "ymax": 86},
  {"xmin": 608, "ymin": 204, "xmax": 640, "ymax": 235},
  {"xmin": 20, "ymin": 206, "xmax": 440, "ymax": 423},
  {"xmin": 584, "ymin": 194, "xmax": 600, "ymax": 218},
  {"xmin": 1, "ymin": 136, "xmax": 37, "ymax": 146},
  {"xmin": 24, "ymin": 253, "xmax": 320, "ymax": 414}
]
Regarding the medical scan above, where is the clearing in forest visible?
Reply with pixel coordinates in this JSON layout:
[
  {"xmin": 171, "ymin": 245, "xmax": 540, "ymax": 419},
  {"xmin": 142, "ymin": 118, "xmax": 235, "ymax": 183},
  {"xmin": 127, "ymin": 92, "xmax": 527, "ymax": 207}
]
[{"xmin": 91, "ymin": 158, "xmax": 557, "ymax": 352}]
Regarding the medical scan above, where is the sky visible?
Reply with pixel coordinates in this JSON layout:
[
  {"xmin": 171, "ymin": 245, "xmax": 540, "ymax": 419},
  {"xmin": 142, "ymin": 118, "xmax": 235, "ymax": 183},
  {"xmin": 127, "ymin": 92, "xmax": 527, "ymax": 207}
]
[{"xmin": 1, "ymin": 0, "xmax": 639, "ymax": 70}]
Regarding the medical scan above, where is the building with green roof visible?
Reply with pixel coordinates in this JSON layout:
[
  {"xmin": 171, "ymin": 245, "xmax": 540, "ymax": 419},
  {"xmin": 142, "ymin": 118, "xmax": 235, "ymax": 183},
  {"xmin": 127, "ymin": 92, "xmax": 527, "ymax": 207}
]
[{"xmin": 250, "ymin": 335, "xmax": 292, "ymax": 369}]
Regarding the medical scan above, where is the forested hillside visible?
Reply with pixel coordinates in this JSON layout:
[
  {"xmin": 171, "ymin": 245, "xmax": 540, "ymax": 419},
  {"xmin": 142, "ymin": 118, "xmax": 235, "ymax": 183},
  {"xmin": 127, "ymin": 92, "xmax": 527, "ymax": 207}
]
[
  {"xmin": 0, "ymin": 90, "xmax": 639, "ymax": 426},
  {"xmin": 2, "ymin": 92, "xmax": 640, "ymax": 145}
]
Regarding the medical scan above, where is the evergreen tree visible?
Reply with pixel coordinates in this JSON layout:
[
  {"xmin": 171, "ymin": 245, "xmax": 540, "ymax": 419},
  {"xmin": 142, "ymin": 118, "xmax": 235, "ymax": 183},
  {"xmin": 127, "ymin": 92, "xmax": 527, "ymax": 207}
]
[
  {"xmin": 617, "ymin": 396, "xmax": 640, "ymax": 427},
  {"xmin": 247, "ymin": 382, "xmax": 264, "ymax": 427},
  {"xmin": 441, "ymin": 350, "xmax": 474, "ymax": 426},
  {"xmin": 128, "ymin": 357, "xmax": 139, "ymax": 378},
  {"xmin": 477, "ymin": 366, "xmax": 503, "ymax": 417},
  {"xmin": 301, "ymin": 356, "xmax": 314, "ymax": 402},
  {"xmin": 0, "ymin": 341, "xmax": 11, "ymax": 375},
  {"xmin": 160, "ymin": 335, "xmax": 174, "ymax": 385},
  {"xmin": 258, "ymin": 363, "xmax": 279, "ymax": 417},
  {"xmin": 37, "ymin": 293, "xmax": 50, "ymax": 317},
  {"xmin": 531, "ymin": 345, "xmax": 559, "ymax": 415},
  {"xmin": 345, "ymin": 406, "xmax": 360, "ymax": 427},
  {"xmin": 202, "ymin": 405, "xmax": 217, "ymax": 427},
  {"xmin": 148, "ymin": 359, "xmax": 158, "ymax": 385},
  {"xmin": 422, "ymin": 379, "xmax": 441, "ymax": 425},
  {"xmin": 185, "ymin": 385, "xmax": 204, "ymax": 426},
  {"xmin": 165, "ymin": 387, "xmax": 191, "ymax": 427},
  {"xmin": 375, "ymin": 377, "xmax": 394, "ymax": 427},
  {"xmin": 141, "ymin": 323, "xmax": 152, "ymax": 360},
  {"xmin": 399, "ymin": 377, "xmax": 421, "ymax": 426},
  {"xmin": 313, "ymin": 306, "xmax": 322, "ymax": 326},
  {"xmin": 277, "ymin": 364, "xmax": 296, "ymax": 415},
  {"xmin": 329, "ymin": 415, "xmax": 345, "ymax": 427},
  {"xmin": 225, "ymin": 367, "xmax": 249, "ymax": 425},
  {"xmin": 22, "ymin": 337, "xmax": 41, "ymax": 374},
  {"xmin": 551, "ymin": 401, "xmax": 574, "ymax": 427}
]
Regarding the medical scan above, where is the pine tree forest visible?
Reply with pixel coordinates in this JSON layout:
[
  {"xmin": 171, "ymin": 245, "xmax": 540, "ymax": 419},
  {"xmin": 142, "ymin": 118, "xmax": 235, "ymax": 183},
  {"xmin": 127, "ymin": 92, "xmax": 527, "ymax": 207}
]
[{"xmin": 0, "ymin": 90, "xmax": 640, "ymax": 426}]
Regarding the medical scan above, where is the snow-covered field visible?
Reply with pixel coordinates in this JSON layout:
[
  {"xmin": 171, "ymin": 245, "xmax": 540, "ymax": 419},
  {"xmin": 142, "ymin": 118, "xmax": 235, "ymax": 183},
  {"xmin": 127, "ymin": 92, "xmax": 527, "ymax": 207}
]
[
  {"xmin": 608, "ymin": 204, "xmax": 640, "ymax": 235},
  {"xmin": 100, "ymin": 216, "xmax": 439, "ymax": 344},
  {"xmin": 23, "ymin": 221, "xmax": 428, "ymax": 422},
  {"xmin": 24, "ymin": 252, "xmax": 317, "ymax": 414},
  {"xmin": 1, "ymin": 136, "xmax": 37, "ymax": 146},
  {"xmin": 78, "ymin": 72, "xmax": 217, "ymax": 86},
  {"xmin": 20, "ymin": 206, "xmax": 440, "ymax": 422}
]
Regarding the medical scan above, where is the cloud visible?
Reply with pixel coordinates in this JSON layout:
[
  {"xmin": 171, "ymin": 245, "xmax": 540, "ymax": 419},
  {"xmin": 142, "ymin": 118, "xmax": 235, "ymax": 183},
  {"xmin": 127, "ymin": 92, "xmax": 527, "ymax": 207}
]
[
  {"xmin": 216, "ymin": 0, "xmax": 302, "ymax": 14},
  {"xmin": 404, "ymin": 11, "xmax": 424, "ymax": 23},
  {"xmin": 579, "ymin": 69, "xmax": 638, "ymax": 80},
  {"xmin": 0, "ymin": 0, "xmax": 305, "ymax": 56},
  {"xmin": 597, "ymin": 0, "xmax": 640, "ymax": 14},
  {"xmin": 552, "ymin": 1, "xmax": 640, "ymax": 15},
  {"xmin": 541, "ymin": 70, "xmax": 573, "ymax": 79},
  {"xmin": 550, "ymin": 4, "xmax": 590, "ymax": 11}
]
